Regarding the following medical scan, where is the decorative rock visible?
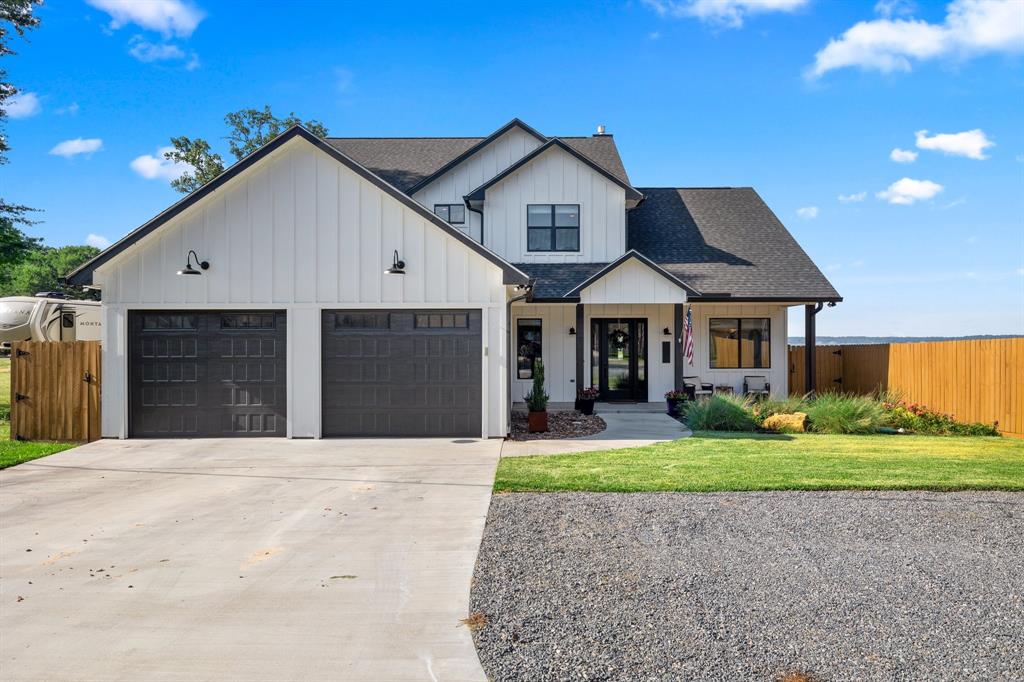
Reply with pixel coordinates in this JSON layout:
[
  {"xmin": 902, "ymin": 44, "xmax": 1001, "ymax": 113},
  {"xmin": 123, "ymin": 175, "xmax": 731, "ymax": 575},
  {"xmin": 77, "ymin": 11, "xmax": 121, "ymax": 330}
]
[{"xmin": 763, "ymin": 411, "xmax": 808, "ymax": 433}]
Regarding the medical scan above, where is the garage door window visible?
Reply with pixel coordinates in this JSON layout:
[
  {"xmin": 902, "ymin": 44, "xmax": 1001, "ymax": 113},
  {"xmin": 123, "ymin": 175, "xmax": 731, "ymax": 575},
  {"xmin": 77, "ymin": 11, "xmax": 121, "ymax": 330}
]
[
  {"xmin": 415, "ymin": 313, "xmax": 468, "ymax": 329},
  {"xmin": 221, "ymin": 313, "xmax": 276, "ymax": 329},
  {"xmin": 335, "ymin": 313, "xmax": 390, "ymax": 329},
  {"xmin": 142, "ymin": 314, "xmax": 198, "ymax": 330}
]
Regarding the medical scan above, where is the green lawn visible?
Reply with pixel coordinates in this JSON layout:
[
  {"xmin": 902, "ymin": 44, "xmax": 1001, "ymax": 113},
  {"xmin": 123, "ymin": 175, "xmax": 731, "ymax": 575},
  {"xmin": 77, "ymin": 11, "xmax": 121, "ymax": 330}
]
[
  {"xmin": 495, "ymin": 431, "xmax": 1024, "ymax": 493},
  {"xmin": 0, "ymin": 357, "xmax": 78, "ymax": 469}
]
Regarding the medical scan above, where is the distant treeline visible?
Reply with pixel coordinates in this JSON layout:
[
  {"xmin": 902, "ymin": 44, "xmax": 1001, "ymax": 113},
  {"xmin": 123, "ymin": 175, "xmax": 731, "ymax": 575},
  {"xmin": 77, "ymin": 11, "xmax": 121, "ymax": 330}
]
[{"xmin": 788, "ymin": 334, "xmax": 1024, "ymax": 346}]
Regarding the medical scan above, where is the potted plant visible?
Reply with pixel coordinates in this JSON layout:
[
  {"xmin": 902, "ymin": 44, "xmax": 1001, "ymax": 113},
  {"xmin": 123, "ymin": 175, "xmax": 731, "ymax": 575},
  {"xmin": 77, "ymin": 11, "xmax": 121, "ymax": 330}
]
[
  {"xmin": 665, "ymin": 389, "xmax": 687, "ymax": 417},
  {"xmin": 576, "ymin": 387, "xmax": 599, "ymax": 416},
  {"xmin": 524, "ymin": 359, "xmax": 549, "ymax": 432}
]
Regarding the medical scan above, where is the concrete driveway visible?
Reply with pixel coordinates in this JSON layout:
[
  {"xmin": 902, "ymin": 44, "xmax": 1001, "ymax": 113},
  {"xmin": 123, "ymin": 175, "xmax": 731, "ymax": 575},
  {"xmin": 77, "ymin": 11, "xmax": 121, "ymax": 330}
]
[{"xmin": 0, "ymin": 437, "xmax": 501, "ymax": 682}]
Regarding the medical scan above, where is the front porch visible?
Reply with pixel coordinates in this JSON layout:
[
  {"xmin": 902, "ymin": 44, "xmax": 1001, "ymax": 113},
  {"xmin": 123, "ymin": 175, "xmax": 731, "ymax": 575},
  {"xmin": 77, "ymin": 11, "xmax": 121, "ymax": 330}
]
[
  {"xmin": 511, "ymin": 301, "xmax": 791, "ymax": 405},
  {"xmin": 511, "ymin": 401, "xmax": 668, "ymax": 413}
]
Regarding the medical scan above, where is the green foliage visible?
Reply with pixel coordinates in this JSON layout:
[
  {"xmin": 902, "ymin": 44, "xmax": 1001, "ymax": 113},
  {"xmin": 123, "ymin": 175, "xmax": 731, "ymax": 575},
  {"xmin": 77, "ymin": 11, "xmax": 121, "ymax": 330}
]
[
  {"xmin": 224, "ymin": 106, "xmax": 329, "ymax": 161},
  {"xmin": 881, "ymin": 394, "xmax": 1000, "ymax": 436},
  {"xmin": 682, "ymin": 394, "xmax": 759, "ymax": 432},
  {"xmin": 166, "ymin": 136, "xmax": 226, "ymax": 194},
  {"xmin": 1, "ymin": 0, "xmax": 43, "ymax": 164},
  {"xmin": 167, "ymin": 106, "xmax": 330, "ymax": 194},
  {"xmin": 753, "ymin": 395, "xmax": 809, "ymax": 421},
  {"xmin": 523, "ymin": 359, "xmax": 549, "ymax": 412},
  {"xmin": 804, "ymin": 393, "xmax": 885, "ymax": 434},
  {"xmin": 0, "ymin": 200, "xmax": 41, "ymax": 267},
  {"xmin": 0, "ymin": 244, "xmax": 100, "ymax": 298}
]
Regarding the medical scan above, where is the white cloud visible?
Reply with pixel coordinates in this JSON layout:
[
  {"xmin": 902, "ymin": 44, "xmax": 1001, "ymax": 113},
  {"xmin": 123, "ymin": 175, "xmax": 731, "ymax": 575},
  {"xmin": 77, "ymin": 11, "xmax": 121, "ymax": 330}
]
[
  {"xmin": 130, "ymin": 146, "xmax": 191, "ymax": 181},
  {"xmin": 890, "ymin": 147, "xmax": 918, "ymax": 163},
  {"xmin": 5, "ymin": 91, "xmax": 41, "ymax": 119},
  {"xmin": 808, "ymin": 0, "xmax": 1024, "ymax": 78},
  {"xmin": 129, "ymin": 37, "xmax": 186, "ymax": 62},
  {"xmin": 86, "ymin": 234, "xmax": 112, "ymax": 249},
  {"xmin": 838, "ymin": 191, "xmax": 867, "ymax": 203},
  {"xmin": 875, "ymin": 0, "xmax": 916, "ymax": 18},
  {"xmin": 796, "ymin": 205, "xmax": 819, "ymax": 219},
  {"xmin": 876, "ymin": 177, "xmax": 944, "ymax": 204},
  {"xmin": 642, "ymin": 0, "xmax": 809, "ymax": 28},
  {"xmin": 85, "ymin": 0, "xmax": 204, "ymax": 38},
  {"xmin": 49, "ymin": 138, "xmax": 104, "ymax": 158},
  {"xmin": 915, "ymin": 128, "xmax": 994, "ymax": 159},
  {"xmin": 649, "ymin": 31, "xmax": 662, "ymax": 40},
  {"xmin": 56, "ymin": 102, "xmax": 80, "ymax": 116},
  {"xmin": 941, "ymin": 197, "xmax": 968, "ymax": 209}
]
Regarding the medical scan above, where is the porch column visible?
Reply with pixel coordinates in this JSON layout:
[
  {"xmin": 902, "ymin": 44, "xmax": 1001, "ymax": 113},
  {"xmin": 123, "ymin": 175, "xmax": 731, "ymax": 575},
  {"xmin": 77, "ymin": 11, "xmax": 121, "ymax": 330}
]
[
  {"xmin": 575, "ymin": 303, "xmax": 584, "ymax": 389},
  {"xmin": 673, "ymin": 303, "xmax": 685, "ymax": 390},
  {"xmin": 804, "ymin": 302, "xmax": 823, "ymax": 395}
]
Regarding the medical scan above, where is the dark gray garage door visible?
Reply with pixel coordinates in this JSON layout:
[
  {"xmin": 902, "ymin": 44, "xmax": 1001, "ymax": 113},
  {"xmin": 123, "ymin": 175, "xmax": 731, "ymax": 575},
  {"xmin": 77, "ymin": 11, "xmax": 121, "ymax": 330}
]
[
  {"xmin": 129, "ymin": 311, "xmax": 287, "ymax": 437},
  {"xmin": 321, "ymin": 310, "xmax": 482, "ymax": 437}
]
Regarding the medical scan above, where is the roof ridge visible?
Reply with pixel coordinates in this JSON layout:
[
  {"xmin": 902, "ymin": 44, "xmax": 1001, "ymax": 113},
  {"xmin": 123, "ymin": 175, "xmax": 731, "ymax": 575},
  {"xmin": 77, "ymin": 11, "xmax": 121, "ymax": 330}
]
[{"xmin": 327, "ymin": 136, "xmax": 485, "ymax": 141}]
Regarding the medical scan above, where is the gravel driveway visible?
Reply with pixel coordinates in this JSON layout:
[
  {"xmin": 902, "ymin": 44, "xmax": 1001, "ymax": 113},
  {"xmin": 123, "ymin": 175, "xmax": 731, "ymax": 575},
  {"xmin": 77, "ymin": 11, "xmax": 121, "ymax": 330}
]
[{"xmin": 470, "ymin": 491, "xmax": 1023, "ymax": 681}]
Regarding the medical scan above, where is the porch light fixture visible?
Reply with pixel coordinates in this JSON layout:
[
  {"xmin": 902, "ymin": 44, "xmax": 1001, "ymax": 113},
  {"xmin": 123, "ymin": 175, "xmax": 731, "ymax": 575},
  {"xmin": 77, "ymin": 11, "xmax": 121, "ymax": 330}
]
[
  {"xmin": 569, "ymin": 326, "xmax": 576, "ymax": 336},
  {"xmin": 663, "ymin": 327, "xmax": 671, "ymax": 335},
  {"xmin": 177, "ymin": 250, "xmax": 209, "ymax": 276},
  {"xmin": 384, "ymin": 250, "xmax": 406, "ymax": 275}
]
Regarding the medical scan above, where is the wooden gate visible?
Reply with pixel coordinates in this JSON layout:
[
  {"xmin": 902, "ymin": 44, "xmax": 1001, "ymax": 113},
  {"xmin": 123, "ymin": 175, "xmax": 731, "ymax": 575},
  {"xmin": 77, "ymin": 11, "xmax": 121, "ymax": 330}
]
[{"xmin": 9, "ymin": 341, "xmax": 101, "ymax": 442}]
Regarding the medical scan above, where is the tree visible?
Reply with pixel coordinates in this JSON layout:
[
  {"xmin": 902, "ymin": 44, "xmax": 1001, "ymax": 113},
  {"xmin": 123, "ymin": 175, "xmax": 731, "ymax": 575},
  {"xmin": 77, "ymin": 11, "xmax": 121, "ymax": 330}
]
[
  {"xmin": 1, "ymin": 0, "xmax": 42, "ymax": 165},
  {"xmin": 0, "ymin": 245, "xmax": 100, "ymax": 299},
  {"xmin": 165, "ymin": 136, "xmax": 225, "ymax": 195},
  {"xmin": 167, "ymin": 106, "xmax": 329, "ymax": 194},
  {"xmin": 0, "ymin": 199, "xmax": 39, "ymax": 268}
]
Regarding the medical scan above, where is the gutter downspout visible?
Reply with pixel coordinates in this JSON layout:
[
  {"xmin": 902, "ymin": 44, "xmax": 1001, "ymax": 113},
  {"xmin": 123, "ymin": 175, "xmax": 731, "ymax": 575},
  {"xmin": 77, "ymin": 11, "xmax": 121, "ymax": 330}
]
[
  {"xmin": 506, "ymin": 284, "xmax": 533, "ymax": 436},
  {"xmin": 804, "ymin": 302, "xmax": 824, "ymax": 395},
  {"xmin": 464, "ymin": 198, "xmax": 484, "ymax": 247}
]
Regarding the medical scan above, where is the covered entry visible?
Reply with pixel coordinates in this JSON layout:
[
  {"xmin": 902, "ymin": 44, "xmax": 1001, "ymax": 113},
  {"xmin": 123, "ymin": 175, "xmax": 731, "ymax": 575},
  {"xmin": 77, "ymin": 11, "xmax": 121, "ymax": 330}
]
[
  {"xmin": 128, "ymin": 311, "xmax": 287, "ymax": 437},
  {"xmin": 321, "ymin": 310, "xmax": 482, "ymax": 437}
]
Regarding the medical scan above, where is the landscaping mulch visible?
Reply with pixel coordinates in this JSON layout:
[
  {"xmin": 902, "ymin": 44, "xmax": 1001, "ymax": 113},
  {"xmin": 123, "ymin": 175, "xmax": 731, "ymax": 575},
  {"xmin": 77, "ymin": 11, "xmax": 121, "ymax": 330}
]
[
  {"xmin": 508, "ymin": 411, "xmax": 605, "ymax": 441},
  {"xmin": 470, "ymin": 491, "xmax": 1024, "ymax": 681}
]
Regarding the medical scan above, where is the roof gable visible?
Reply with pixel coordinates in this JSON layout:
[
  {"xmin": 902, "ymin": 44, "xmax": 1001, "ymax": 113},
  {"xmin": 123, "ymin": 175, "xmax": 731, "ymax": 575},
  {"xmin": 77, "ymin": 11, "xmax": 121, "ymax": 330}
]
[
  {"xmin": 567, "ymin": 250, "xmax": 700, "ymax": 299},
  {"xmin": 465, "ymin": 138, "xmax": 643, "ymax": 203},
  {"xmin": 68, "ymin": 127, "xmax": 528, "ymax": 286}
]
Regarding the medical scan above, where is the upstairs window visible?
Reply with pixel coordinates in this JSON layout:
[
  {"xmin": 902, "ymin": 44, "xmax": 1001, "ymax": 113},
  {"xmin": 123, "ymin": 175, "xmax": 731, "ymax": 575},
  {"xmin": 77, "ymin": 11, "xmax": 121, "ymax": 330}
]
[
  {"xmin": 527, "ymin": 204, "xmax": 580, "ymax": 252},
  {"xmin": 434, "ymin": 204, "xmax": 466, "ymax": 224}
]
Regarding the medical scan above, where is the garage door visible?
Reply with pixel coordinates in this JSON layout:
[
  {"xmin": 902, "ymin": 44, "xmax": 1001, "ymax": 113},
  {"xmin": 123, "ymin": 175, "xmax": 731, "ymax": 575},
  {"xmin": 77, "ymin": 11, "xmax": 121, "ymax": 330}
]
[
  {"xmin": 129, "ymin": 311, "xmax": 287, "ymax": 437},
  {"xmin": 321, "ymin": 310, "xmax": 482, "ymax": 437}
]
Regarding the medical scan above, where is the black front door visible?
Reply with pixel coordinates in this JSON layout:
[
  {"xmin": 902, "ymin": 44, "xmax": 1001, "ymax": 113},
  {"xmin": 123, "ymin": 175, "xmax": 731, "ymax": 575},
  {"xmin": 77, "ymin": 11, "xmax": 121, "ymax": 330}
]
[{"xmin": 592, "ymin": 318, "xmax": 648, "ymax": 401}]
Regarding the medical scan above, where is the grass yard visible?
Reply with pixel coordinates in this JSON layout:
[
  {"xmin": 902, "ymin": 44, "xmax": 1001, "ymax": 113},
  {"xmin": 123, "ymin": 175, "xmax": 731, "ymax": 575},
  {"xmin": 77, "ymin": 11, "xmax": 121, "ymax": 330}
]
[
  {"xmin": 0, "ymin": 357, "xmax": 78, "ymax": 469},
  {"xmin": 495, "ymin": 431, "xmax": 1024, "ymax": 493}
]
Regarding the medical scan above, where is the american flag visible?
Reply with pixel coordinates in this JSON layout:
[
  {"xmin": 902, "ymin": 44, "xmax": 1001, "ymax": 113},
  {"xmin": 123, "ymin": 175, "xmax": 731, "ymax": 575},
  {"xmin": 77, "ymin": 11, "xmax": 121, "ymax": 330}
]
[{"xmin": 683, "ymin": 305, "xmax": 694, "ymax": 366}]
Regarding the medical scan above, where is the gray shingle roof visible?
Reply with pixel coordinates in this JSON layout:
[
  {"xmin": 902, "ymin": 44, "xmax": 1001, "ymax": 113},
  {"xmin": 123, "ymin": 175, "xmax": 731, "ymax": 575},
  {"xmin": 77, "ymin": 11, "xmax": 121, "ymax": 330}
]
[
  {"xmin": 628, "ymin": 188, "xmax": 841, "ymax": 301},
  {"xmin": 512, "ymin": 262, "xmax": 610, "ymax": 300},
  {"xmin": 326, "ymin": 135, "xmax": 630, "ymax": 193}
]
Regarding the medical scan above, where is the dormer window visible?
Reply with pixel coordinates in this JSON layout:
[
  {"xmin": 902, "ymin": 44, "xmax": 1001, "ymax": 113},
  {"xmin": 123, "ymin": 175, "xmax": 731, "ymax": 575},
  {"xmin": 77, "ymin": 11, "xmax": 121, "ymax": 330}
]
[
  {"xmin": 527, "ymin": 204, "xmax": 580, "ymax": 252},
  {"xmin": 434, "ymin": 204, "xmax": 466, "ymax": 224}
]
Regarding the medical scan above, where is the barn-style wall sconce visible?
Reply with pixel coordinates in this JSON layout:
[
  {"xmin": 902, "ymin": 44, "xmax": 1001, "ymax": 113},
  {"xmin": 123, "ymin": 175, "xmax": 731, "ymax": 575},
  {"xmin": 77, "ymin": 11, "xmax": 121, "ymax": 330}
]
[
  {"xmin": 663, "ymin": 327, "xmax": 671, "ymax": 335},
  {"xmin": 177, "ymin": 250, "xmax": 209, "ymax": 276},
  {"xmin": 384, "ymin": 250, "xmax": 406, "ymax": 275},
  {"xmin": 568, "ymin": 326, "xmax": 576, "ymax": 336}
]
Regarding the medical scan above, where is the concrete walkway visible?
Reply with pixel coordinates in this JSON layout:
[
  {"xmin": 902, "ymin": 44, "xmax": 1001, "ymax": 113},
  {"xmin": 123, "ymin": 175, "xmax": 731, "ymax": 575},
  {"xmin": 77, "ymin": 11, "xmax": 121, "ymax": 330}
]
[
  {"xmin": 0, "ymin": 437, "xmax": 501, "ymax": 682},
  {"xmin": 502, "ymin": 411, "xmax": 690, "ymax": 457}
]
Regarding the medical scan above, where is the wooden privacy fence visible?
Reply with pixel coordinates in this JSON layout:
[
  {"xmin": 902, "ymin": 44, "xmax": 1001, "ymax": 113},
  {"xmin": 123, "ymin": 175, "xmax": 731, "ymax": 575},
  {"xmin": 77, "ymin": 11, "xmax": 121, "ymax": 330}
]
[
  {"xmin": 9, "ymin": 341, "xmax": 101, "ymax": 442},
  {"xmin": 789, "ymin": 338, "xmax": 1023, "ymax": 437}
]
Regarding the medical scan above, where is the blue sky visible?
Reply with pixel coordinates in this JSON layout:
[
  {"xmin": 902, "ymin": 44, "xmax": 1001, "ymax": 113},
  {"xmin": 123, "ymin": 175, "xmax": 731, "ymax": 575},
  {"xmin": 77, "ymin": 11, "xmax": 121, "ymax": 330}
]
[{"xmin": 3, "ymin": 0, "xmax": 1022, "ymax": 337}]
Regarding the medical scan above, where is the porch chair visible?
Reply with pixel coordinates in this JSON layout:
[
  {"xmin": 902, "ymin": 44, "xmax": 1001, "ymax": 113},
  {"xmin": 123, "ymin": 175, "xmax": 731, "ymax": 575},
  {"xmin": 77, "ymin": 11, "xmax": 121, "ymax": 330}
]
[
  {"xmin": 683, "ymin": 376, "xmax": 714, "ymax": 401},
  {"xmin": 743, "ymin": 375, "xmax": 770, "ymax": 398}
]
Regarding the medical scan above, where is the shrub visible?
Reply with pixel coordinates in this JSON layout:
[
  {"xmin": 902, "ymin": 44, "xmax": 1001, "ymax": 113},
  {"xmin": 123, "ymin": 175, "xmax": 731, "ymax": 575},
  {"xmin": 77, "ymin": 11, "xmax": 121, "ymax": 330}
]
[
  {"xmin": 523, "ymin": 359, "xmax": 549, "ymax": 412},
  {"xmin": 804, "ymin": 393, "xmax": 885, "ymax": 434},
  {"xmin": 754, "ymin": 395, "xmax": 809, "ymax": 421},
  {"xmin": 682, "ymin": 394, "xmax": 759, "ymax": 431},
  {"xmin": 881, "ymin": 395, "xmax": 1000, "ymax": 436}
]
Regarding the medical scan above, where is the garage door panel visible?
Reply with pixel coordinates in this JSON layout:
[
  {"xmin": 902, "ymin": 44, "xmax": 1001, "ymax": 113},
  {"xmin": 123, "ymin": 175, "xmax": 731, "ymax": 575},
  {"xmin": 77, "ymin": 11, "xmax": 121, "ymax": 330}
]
[
  {"xmin": 130, "ymin": 311, "xmax": 287, "ymax": 438},
  {"xmin": 321, "ymin": 309, "xmax": 482, "ymax": 437}
]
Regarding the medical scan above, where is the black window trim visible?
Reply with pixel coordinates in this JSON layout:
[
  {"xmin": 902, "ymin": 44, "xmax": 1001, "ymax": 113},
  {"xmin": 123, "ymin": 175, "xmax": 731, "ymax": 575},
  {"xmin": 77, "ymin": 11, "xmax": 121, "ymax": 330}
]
[
  {"xmin": 433, "ymin": 203, "xmax": 466, "ymax": 225},
  {"xmin": 526, "ymin": 203, "xmax": 580, "ymax": 253},
  {"xmin": 516, "ymin": 318, "xmax": 543, "ymax": 379},
  {"xmin": 709, "ymin": 317, "xmax": 772, "ymax": 369}
]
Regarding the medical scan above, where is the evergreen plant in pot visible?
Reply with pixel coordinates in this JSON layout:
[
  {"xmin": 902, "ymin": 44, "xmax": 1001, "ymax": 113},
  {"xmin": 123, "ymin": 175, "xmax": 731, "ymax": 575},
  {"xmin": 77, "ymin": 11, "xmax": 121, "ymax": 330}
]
[{"xmin": 524, "ymin": 359, "xmax": 550, "ymax": 432}]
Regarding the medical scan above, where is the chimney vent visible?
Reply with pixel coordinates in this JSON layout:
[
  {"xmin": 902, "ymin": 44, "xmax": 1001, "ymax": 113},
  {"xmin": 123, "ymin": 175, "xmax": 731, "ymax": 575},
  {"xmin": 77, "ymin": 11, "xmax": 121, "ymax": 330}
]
[{"xmin": 596, "ymin": 124, "xmax": 606, "ymax": 135}]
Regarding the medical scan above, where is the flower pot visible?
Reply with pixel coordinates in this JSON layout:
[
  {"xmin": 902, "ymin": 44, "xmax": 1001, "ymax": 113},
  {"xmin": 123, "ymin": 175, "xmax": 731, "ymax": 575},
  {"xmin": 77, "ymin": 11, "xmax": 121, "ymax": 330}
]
[
  {"xmin": 666, "ymin": 398, "xmax": 679, "ymax": 417},
  {"xmin": 528, "ymin": 410, "xmax": 548, "ymax": 433},
  {"xmin": 578, "ymin": 399, "xmax": 595, "ymax": 416}
]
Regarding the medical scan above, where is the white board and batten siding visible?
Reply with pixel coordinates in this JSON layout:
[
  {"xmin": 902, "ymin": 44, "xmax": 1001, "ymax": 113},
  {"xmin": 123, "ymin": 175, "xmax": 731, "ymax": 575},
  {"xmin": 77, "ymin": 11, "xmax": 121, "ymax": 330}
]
[
  {"xmin": 94, "ymin": 137, "xmax": 510, "ymax": 439},
  {"xmin": 484, "ymin": 145, "xmax": 627, "ymax": 264},
  {"xmin": 579, "ymin": 258, "xmax": 687, "ymax": 305},
  {"xmin": 412, "ymin": 127, "xmax": 543, "ymax": 243}
]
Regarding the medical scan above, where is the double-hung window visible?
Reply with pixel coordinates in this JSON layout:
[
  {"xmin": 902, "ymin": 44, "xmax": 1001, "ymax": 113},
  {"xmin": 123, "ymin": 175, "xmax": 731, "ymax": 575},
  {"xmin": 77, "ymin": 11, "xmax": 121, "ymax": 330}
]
[
  {"xmin": 527, "ymin": 204, "xmax": 580, "ymax": 252},
  {"xmin": 434, "ymin": 204, "xmax": 466, "ymax": 224},
  {"xmin": 709, "ymin": 318, "xmax": 771, "ymax": 369}
]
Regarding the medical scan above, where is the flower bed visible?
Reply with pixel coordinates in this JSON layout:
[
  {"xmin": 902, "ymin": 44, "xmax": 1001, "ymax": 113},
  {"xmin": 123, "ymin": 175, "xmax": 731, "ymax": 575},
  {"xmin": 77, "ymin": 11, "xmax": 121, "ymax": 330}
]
[{"xmin": 509, "ymin": 411, "xmax": 606, "ymax": 441}]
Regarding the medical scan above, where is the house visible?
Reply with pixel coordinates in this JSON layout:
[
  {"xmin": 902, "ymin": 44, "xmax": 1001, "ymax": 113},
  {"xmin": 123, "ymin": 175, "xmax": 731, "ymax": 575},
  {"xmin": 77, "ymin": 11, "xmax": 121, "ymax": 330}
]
[{"xmin": 67, "ymin": 119, "xmax": 840, "ymax": 439}]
